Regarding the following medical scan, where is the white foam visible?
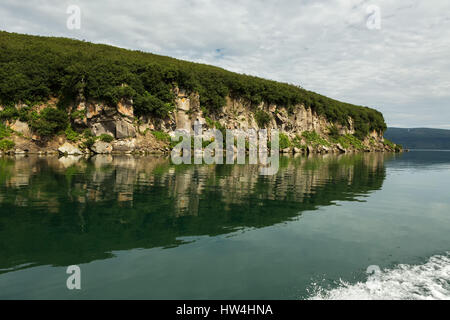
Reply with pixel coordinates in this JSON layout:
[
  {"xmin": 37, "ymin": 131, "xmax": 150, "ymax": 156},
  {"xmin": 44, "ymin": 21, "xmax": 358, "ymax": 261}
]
[{"xmin": 308, "ymin": 252, "xmax": 450, "ymax": 300}]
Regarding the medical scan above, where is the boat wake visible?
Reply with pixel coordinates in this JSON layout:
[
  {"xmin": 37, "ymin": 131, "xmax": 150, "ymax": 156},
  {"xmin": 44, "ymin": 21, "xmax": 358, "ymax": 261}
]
[{"xmin": 308, "ymin": 252, "xmax": 450, "ymax": 300}]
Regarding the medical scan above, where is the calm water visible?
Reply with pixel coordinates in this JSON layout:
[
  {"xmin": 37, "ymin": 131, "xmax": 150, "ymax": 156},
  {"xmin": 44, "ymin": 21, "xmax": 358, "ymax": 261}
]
[{"xmin": 0, "ymin": 152, "xmax": 449, "ymax": 299}]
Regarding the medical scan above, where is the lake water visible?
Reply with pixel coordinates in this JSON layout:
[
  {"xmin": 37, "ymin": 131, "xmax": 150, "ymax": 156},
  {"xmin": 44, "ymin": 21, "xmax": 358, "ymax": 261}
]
[{"xmin": 0, "ymin": 151, "xmax": 449, "ymax": 299}]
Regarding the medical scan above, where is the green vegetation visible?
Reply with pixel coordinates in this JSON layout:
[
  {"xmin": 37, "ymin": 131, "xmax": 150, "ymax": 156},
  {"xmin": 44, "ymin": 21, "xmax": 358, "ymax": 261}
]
[
  {"xmin": 302, "ymin": 131, "xmax": 331, "ymax": 147},
  {"xmin": 134, "ymin": 91, "xmax": 174, "ymax": 117},
  {"xmin": 394, "ymin": 144, "xmax": 403, "ymax": 152},
  {"xmin": 383, "ymin": 138, "xmax": 402, "ymax": 152},
  {"xmin": 333, "ymin": 134, "xmax": 365, "ymax": 150},
  {"xmin": 202, "ymin": 137, "xmax": 215, "ymax": 148},
  {"xmin": 205, "ymin": 116, "xmax": 214, "ymax": 128},
  {"xmin": 292, "ymin": 135, "xmax": 307, "ymax": 150},
  {"xmin": 0, "ymin": 106, "xmax": 19, "ymax": 120},
  {"xmin": 83, "ymin": 128, "xmax": 94, "ymax": 138},
  {"xmin": 0, "ymin": 139, "xmax": 15, "ymax": 151},
  {"xmin": 65, "ymin": 125, "xmax": 79, "ymax": 142},
  {"xmin": 213, "ymin": 121, "xmax": 226, "ymax": 136},
  {"xmin": 71, "ymin": 108, "xmax": 85, "ymax": 120},
  {"xmin": 0, "ymin": 31, "xmax": 386, "ymax": 139},
  {"xmin": 98, "ymin": 133, "xmax": 114, "ymax": 143},
  {"xmin": 0, "ymin": 105, "xmax": 33, "ymax": 122},
  {"xmin": 76, "ymin": 132, "xmax": 115, "ymax": 148},
  {"xmin": 255, "ymin": 110, "xmax": 271, "ymax": 128},
  {"xmin": 151, "ymin": 130, "xmax": 171, "ymax": 142},
  {"xmin": 383, "ymin": 138, "xmax": 397, "ymax": 151},
  {"xmin": 29, "ymin": 107, "xmax": 68, "ymax": 137},
  {"xmin": 328, "ymin": 125, "xmax": 340, "ymax": 140},
  {"xmin": 0, "ymin": 123, "xmax": 12, "ymax": 139},
  {"xmin": 279, "ymin": 133, "xmax": 291, "ymax": 149},
  {"xmin": 81, "ymin": 137, "xmax": 96, "ymax": 149}
]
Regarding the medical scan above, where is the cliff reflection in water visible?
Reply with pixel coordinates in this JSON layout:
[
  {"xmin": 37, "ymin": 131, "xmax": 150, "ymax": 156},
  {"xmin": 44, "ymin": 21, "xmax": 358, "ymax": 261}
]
[{"xmin": 0, "ymin": 153, "xmax": 389, "ymax": 272}]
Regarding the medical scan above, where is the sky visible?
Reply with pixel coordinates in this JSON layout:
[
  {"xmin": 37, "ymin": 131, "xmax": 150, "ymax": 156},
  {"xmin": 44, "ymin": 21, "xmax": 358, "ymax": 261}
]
[{"xmin": 0, "ymin": 0, "xmax": 449, "ymax": 129}]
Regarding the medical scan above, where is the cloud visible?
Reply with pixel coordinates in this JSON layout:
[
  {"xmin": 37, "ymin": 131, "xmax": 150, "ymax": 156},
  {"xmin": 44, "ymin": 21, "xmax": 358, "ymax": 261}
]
[{"xmin": 0, "ymin": 0, "xmax": 449, "ymax": 128}]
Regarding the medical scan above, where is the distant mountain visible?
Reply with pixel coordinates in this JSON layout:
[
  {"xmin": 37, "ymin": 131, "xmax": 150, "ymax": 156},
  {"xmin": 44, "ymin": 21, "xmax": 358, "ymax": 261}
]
[{"xmin": 385, "ymin": 128, "xmax": 450, "ymax": 150}]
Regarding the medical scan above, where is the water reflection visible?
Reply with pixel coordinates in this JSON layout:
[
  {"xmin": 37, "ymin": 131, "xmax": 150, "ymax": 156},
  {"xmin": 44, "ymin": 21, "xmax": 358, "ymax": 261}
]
[{"xmin": 0, "ymin": 153, "xmax": 389, "ymax": 273}]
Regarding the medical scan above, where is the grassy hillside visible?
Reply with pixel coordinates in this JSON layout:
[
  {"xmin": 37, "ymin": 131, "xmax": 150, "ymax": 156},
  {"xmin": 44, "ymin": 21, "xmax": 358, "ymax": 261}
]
[
  {"xmin": 385, "ymin": 128, "xmax": 450, "ymax": 150},
  {"xmin": 0, "ymin": 31, "xmax": 386, "ymax": 139}
]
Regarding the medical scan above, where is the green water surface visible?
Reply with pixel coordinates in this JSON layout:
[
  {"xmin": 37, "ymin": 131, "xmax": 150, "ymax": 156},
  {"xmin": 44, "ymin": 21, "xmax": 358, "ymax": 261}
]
[{"xmin": 0, "ymin": 151, "xmax": 449, "ymax": 299}]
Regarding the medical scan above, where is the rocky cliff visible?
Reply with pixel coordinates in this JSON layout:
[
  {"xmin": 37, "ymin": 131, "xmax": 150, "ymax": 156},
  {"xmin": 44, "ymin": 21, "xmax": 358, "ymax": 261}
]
[{"xmin": 0, "ymin": 89, "xmax": 399, "ymax": 156}]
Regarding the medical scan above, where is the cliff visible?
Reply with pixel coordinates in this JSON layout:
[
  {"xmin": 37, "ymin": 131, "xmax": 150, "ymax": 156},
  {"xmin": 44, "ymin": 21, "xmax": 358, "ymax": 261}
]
[
  {"xmin": 1, "ymin": 91, "xmax": 398, "ymax": 155},
  {"xmin": 0, "ymin": 31, "xmax": 400, "ymax": 155}
]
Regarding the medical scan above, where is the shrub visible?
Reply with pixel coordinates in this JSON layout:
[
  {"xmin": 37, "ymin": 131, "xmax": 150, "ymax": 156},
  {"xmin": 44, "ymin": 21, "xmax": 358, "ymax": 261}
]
[
  {"xmin": 134, "ymin": 92, "xmax": 174, "ymax": 118},
  {"xmin": 213, "ymin": 121, "xmax": 226, "ymax": 137},
  {"xmin": 0, "ymin": 139, "xmax": 15, "ymax": 151},
  {"xmin": 151, "ymin": 131, "xmax": 171, "ymax": 142},
  {"xmin": 71, "ymin": 109, "xmax": 85, "ymax": 120},
  {"xmin": 279, "ymin": 133, "xmax": 291, "ymax": 149},
  {"xmin": 83, "ymin": 128, "xmax": 94, "ymax": 138},
  {"xmin": 0, "ymin": 123, "xmax": 12, "ymax": 139},
  {"xmin": 202, "ymin": 137, "xmax": 215, "ymax": 148},
  {"xmin": 384, "ymin": 138, "xmax": 396, "ymax": 150},
  {"xmin": 18, "ymin": 106, "xmax": 32, "ymax": 122},
  {"xmin": 30, "ymin": 107, "xmax": 68, "ymax": 137},
  {"xmin": 81, "ymin": 137, "xmax": 96, "ymax": 149},
  {"xmin": 0, "ymin": 106, "xmax": 19, "ymax": 120},
  {"xmin": 302, "ymin": 131, "xmax": 331, "ymax": 147},
  {"xmin": 334, "ymin": 134, "xmax": 365, "ymax": 150},
  {"xmin": 328, "ymin": 125, "xmax": 340, "ymax": 140},
  {"xmin": 292, "ymin": 135, "xmax": 307, "ymax": 150},
  {"xmin": 65, "ymin": 126, "xmax": 80, "ymax": 142},
  {"xmin": 98, "ymin": 133, "xmax": 114, "ymax": 143},
  {"xmin": 255, "ymin": 110, "xmax": 271, "ymax": 128},
  {"xmin": 205, "ymin": 116, "xmax": 214, "ymax": 128}
]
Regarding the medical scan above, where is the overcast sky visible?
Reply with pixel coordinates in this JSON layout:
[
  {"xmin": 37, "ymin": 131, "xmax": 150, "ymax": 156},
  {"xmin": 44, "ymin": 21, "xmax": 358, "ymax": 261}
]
[{"xmin": 1, "ymin": 0, "xmax": 449, "ymax": 128}]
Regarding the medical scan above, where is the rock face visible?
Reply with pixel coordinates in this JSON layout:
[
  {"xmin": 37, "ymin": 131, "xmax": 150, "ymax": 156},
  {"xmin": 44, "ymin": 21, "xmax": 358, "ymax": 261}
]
[
  {"xmin": 58, "ymin": 142, "xmax": 82, "ymax": 155},
  {"xmin": 1, "ymin": 87, "xmax": 399, "ymax": 154},
  {"xmin": 117, "ymin": 99, "xmax": 134, "ymax": 118},
  {"xmin": 10, "ymin": 120, "xmax": 31, "ymax": 137},
  {"xmin": 115, "ymin": 119, "xmax": 136, "ymax": 139},
  {"xmin": 86, "ymin": 103, "xmax": 101, "ymax": 119},
  {"xmin": 336, "ymin": 144, "xmax": 346, "ymax": 153},
  {"xmin": 86, "ymin": 107, "xmax": 136, "ymax": 139},
  {"xmin": 165, "ymin": 91, "xmax": 356, "ymax": 143},
  {"xmin": 91, "ymin": 141, "xmax": 112, "ymax": 154},
  {"xmin": 74, "ymin": 88, "xmax": 389, "ymax": 154},
  {"xmin": 112, "ymin": 139, "xmax": 136, "ymax": 153},
  {"xmin": 91, "ymin": 121, "xmax": 115, "ymax": 137},
  {"xmin": 173, "ymin": 89, "xmax": 204, "ymax": 133}
]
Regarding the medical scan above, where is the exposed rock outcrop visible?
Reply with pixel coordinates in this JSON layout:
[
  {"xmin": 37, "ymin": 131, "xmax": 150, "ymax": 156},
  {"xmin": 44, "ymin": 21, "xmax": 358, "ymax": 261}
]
[
  {"xmin": 58, "ymin": 142, "xmax": 82, "ymax": 155},
  {"xmin": 112, "ymin": 139, "xmax": 136, "ymax": 154},
  {"xmin": 1, "ymin": 88, "xmax": 400, "ymax": 156},
  {"xmin": 10, "ymin": 120, "xmax": 31, "ymax": 138},
  {"xmin": 91, "ymin": 141, "xmax": 113, "ymax": 154},
  {"xmin": 115, "ymin": 119, "xmax": 136, "ymax": 139}
]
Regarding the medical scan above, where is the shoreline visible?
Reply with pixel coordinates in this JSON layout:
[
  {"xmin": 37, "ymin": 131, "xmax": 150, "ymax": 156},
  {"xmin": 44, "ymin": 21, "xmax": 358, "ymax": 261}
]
[{"xmin": 0, "ymin": 148, "xmax": 401, "ymax": 158}]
